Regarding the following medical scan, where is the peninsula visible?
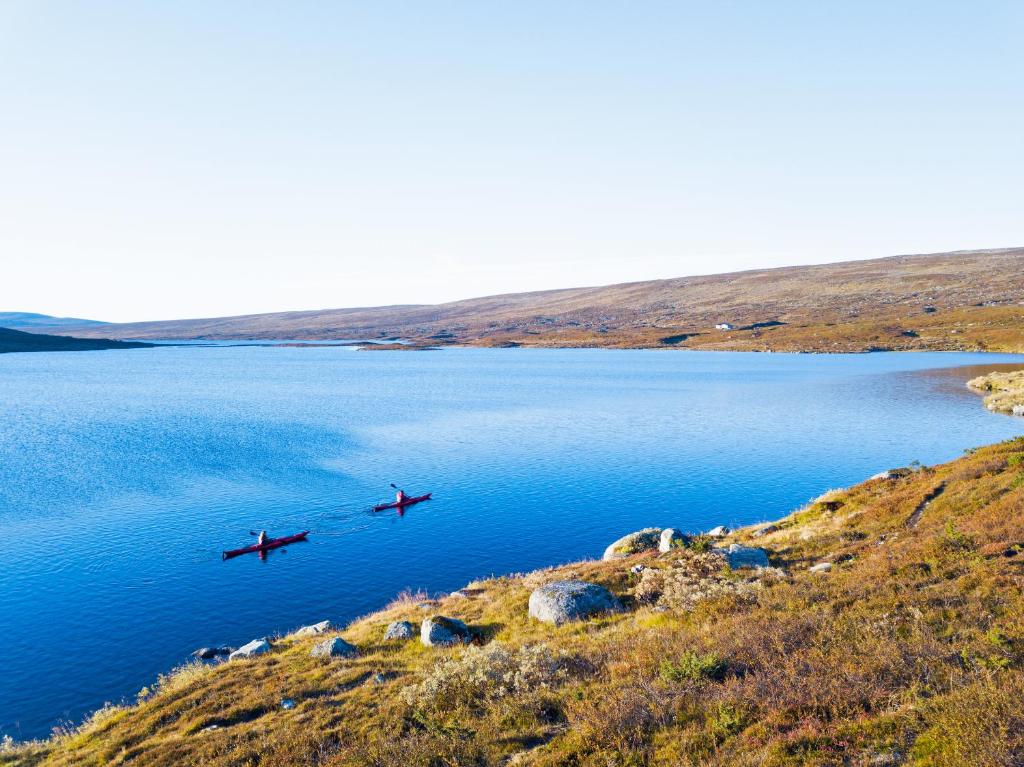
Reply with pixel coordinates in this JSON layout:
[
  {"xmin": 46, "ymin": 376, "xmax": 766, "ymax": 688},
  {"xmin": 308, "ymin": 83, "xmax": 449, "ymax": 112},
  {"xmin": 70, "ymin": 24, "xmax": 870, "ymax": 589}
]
[{"xmin": 0, "ymin": 327, "xmax": 154, "ymax": 355}]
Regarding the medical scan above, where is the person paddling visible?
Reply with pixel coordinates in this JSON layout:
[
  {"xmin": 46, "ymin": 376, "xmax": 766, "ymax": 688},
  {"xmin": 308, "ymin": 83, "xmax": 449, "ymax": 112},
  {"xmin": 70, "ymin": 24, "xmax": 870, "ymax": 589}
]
[
  {"xmin": 257, "ymin": 530, "xmax": 268, "ymax": 546},
  {"xmin": 394, "ymin": 488, "xmax": 408, "ymax": 505}
]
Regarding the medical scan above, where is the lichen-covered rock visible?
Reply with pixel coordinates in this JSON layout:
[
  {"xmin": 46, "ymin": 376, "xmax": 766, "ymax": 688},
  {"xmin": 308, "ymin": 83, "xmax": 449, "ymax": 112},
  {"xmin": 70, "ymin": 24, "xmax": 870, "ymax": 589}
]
[
  {"xmin": 310, "ymin": 637, "xmax": 358, "ymax": 659},
  {"xmin": 528, "ymin": 580, "xmax": 621, "ymax": 625},
  {"xmin": 719, "ymin": 543, "xmax": 769, "ymax": 569},
  {"xmin": 602, "ymin": 528, "xmax": 661, "ymax": 560},
  {"xmin": 384, "ymin": 621, "xmax": 416, "ymax": 641},
  {"xmin": 706, "ymin": 525, "xmax": 730, "ymax": 538},
  {"xmin": 229, "ymin": 638, "xmax": 270, "ymax": 660},
  {"xmin": 293, "ymin": 620, "xmax": 335, "ymax": 637},
  {"xmin": 421, "ymin": 616, "xmax": 471, "ymax": 647},
  {"xmin": 809, "ymin": 562, "xmax": 833, "ymax": 574},
  {"xmin": 659, "ymin": 528, "xmax": 687, "ymax": 552}
]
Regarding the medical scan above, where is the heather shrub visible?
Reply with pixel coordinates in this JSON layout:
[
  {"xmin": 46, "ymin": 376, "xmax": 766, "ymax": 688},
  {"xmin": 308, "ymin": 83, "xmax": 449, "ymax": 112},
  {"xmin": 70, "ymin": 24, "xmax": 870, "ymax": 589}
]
[
  {"xmin": 400, "ymin": 643, "xmax": 566, "ymax": 713},
  {"xmin": 659, "ymin": 651, "xmax": 727, "ymax": 682}
]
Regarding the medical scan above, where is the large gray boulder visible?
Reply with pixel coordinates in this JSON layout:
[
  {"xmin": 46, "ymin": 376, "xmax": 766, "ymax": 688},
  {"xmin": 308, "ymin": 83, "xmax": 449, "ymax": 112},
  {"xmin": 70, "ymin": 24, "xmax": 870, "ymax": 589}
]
[
  {"xmin": 659, "ymin": 528, "xmax": 687, "ymax": 552},
  {"xmin": 719, "ymin": 543, "xmax": 769, "ymax": 569},
  {"xmin": 421, "ymin": 616, "xmax": 472, "ymax": 647},
  {"xmin": 293, "ymin": 620, "xmax": 336, "ymax": 638},
  {"xmin": 229, "ymin": 638, "xmax": 270, "ymax": 660},
  {"xmin": 603, "ymin": 528, "xmax": 661, "ymax": 560},
  {"xmin": 528, "ymin": 580, "xmax": 622, "ymax": 625},
  {"xmin": 310, "ymin": 637, "xmax": 358, "ymax": 659},
  {"xmin": 384, "ymin": 621, "xmax": 416, "ymax": 641}
]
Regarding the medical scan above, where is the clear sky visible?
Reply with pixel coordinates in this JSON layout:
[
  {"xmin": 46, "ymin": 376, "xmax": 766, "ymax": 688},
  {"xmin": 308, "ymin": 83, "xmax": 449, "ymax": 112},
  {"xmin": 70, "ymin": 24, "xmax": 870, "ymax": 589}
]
[{"xmin": 2, "ymin": 1, "xmax": 1021, "ymax": 322}]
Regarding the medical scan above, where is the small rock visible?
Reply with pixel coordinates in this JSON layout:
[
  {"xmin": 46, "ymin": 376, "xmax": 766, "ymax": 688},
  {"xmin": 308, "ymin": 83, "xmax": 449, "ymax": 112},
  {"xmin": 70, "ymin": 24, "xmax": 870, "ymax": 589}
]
[
  {"xmin": 192, "ymin": 646, "xmax": 232, "ymax": 660},
  {"xmin": 809, "ymin": 562, "xmax": 833, "ymax": 574},
  {"xmin": 449, "ymin": 590, "xmax": 470, "ymax": 599},
  {"xmin": 421, "ymin": 616, "xmax": 472, "ymax": 647},
  {"xmin": 719, "ymin": 543, "xmax": 769, "ymax": 569},
  {"xmin": 630, "ymin": 564, "xmax": 646, "ymax": 575},
  {"xmin": 384, "ymin": 620, "xmax": 416, "ymax": 641},
  {"xmin": 310, "ymin": 637, "xmax": 359, "ymax": 659},
  {"xmin": 602, "ymin": 528, "xmax": 662, "ymax": 560},
  {"xmin": 706, "ymin": 525, "xmax": 730, "ymax": 538},
  {"xmin": 1013, "ymin": 404, "xmax": 1024, "ymax": 417},
  {"xmin": 658, "ymin": 528, "xmax": 687, "ymax": 552},
  {"xmin": 751, "ymin": 524, "xmax": 778, "ymax": 538},
  {"xmin": 229, "ymin": 638, "xmax": 271, "ymax": 660},
  {"xmin": 293, "ymin": 620, "xmax": 335, "ymax": 637},
  {"xmin": 280, "ymin": 698, "xmax": 296, "ymax": 710},
  {"xmin": 528, "ymin": 580, "xmax": 622, "ymax": 625}
]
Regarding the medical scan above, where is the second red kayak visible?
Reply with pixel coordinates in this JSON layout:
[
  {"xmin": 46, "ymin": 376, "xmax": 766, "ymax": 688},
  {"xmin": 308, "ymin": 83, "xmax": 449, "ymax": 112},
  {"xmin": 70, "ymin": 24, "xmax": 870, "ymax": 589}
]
[
  {"xmin": 373, "ymin": 493, "xmax": 432, "ymax": 512},
  {"xmin": 222, "ymin": 531, "xmax": 309, "ymax": 560}
]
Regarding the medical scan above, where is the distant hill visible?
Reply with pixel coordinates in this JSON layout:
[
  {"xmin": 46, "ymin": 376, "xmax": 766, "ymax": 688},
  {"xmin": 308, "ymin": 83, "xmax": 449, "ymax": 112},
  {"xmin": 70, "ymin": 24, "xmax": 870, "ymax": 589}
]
[
  {"xmin": 35, "ymin": 247, "xmax": 1024, "ymax": 353},
  {"xmin": 0, "ymin": 312, "xmax": 107, "ymax": 329},
  {"xmin": 0, "ymin": 327, "xmax": 153, "ymax": 354}
]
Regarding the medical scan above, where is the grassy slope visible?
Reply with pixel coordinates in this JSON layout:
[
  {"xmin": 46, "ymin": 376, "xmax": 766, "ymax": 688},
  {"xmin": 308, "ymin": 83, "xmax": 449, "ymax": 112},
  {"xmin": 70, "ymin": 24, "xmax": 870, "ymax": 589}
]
[
  {"xmin": 7, "ymin": 437, "xmax": 1024, "ymax": 767},
  {"xmin": 0, "ymin": 328, "xmax": 153, "ymax": 354},
  {"xmin": 35, "ymin": 248, "xmax": 1024, "ymax": 352}
]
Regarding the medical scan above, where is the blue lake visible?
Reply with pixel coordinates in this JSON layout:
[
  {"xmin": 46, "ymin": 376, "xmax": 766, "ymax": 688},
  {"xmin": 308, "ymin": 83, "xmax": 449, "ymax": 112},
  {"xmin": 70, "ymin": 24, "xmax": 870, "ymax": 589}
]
[{"xmin": 1, "ymin": 347, "xmax": 1023, "ymax": 739}]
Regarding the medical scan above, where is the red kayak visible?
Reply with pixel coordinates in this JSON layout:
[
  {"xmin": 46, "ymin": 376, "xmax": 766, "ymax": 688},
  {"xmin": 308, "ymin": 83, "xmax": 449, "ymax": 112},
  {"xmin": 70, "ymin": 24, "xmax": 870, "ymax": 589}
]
[
  {"xmin": 373, "ymin": 493, "xmax": 432, "ymax": 512},
  {"xmin": 222, "ymin": 531, "xmax": 309, "ymax": 560}
]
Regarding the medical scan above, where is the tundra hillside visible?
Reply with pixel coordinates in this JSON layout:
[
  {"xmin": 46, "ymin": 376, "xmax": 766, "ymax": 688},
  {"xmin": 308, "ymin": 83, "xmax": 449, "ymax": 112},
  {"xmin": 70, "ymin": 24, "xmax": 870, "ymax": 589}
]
[
  {"xmin": 36, "ymin": 247, "xmax": 1024, "ymax": 352},
  {"xmin": 6, "ymin": 435, "xmax": 1024, "ymax": 767}
]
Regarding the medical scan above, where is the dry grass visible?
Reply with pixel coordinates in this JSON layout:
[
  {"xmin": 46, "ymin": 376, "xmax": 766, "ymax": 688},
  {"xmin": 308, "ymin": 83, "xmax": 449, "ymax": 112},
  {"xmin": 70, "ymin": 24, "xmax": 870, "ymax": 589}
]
[{"xmin": 6, "ymin": 437, "xmax": 1024, "ymax": 766}]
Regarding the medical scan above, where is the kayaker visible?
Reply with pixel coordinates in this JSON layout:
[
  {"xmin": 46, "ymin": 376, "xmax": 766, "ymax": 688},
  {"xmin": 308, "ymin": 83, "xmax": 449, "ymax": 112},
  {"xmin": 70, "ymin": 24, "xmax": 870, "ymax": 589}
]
[
  {"xmin": 257, "ymin": 530, "xmax": 268, "ymax": 546},
  {"xmin": 395, "ymin": 488, "xmax": 408, "ymax": 505}
]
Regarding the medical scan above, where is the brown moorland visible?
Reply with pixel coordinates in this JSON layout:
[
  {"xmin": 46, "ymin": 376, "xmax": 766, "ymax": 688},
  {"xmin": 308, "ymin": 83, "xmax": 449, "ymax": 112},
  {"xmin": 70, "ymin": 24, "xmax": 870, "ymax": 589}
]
[
  {"xmin": 34, "ymin": 247, "xmax": 1024, "ymax": 353},
  {"xmin": 6, "ymin": 432, "xmax": 1024, "ymax": 767}
]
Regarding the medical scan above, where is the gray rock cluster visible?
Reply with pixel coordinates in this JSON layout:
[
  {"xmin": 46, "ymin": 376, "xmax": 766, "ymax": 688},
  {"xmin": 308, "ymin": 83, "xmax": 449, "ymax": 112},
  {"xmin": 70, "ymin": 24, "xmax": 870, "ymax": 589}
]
[
  {"xmin": 421, "ymin": 616, "xmax": 472, "ymax": 646},
  {"xmin": 528, "ymin": 580, "xmax": 621, "ymax": 625},
  {"xmin": 384, "ymin": 620, "xmax": 416, "ymax": 641},
  {"xmin": 310, "ymin": 637, "xmax": 358, "ymax": 659},
  {"xmin": 229, "ymin": 638, "xmax": 271, "ymax": 660},
  {"xmin": 659, "ymin": 528, "xmax": 687, "ymax": 552},
  {"xmin": 717, "ymin": 543, "xmax": 769, "ymax": 569},
  {"xmin": 602, "ymin": 528, "xmax": 662, "ymax": 560},
  {"xmin": 293, "ymin": 620, "xmax": 336, "ymax": 637}
]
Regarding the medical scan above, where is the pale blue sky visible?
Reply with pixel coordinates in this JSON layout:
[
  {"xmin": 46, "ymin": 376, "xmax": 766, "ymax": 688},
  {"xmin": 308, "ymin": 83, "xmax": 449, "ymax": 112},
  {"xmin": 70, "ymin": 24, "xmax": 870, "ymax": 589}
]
[{"xmin": 2, "ymin": 1, "xmax": 1021, "ymax": 322}]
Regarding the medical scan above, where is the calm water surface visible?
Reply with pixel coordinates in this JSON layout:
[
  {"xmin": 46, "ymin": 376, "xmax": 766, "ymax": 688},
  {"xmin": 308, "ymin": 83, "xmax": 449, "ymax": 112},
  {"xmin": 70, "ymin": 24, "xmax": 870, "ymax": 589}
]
[{"xmin": 1, "ymin": 347, "xmax": 1023, "ymax": 739}]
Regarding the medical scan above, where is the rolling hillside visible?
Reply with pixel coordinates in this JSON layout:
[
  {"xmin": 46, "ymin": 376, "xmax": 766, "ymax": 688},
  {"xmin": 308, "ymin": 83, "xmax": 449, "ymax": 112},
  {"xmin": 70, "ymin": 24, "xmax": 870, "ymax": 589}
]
[
  {"xmin": 0, "ymin": 312, "xmax": 106, "ymax": 330},
  {"xmin": 34, "ymin": 247, "xmax": 1024, "ymax": 352}
]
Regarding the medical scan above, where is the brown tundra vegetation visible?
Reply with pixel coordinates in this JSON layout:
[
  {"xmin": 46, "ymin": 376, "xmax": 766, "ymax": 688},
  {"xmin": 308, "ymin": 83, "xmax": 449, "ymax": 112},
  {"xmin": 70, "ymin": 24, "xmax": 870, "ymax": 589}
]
[
  {"xmin": 6, "ymin": 435, "xmax": 1024, "ymax": 766},
  {"xmin": 37, "ymin": 247, "xmax": 1024, "ymax": 353}
]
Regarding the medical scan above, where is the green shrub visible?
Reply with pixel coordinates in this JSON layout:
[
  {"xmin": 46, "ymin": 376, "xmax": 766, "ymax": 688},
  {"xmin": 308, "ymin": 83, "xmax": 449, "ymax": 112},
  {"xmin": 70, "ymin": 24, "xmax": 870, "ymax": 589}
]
[{"xmin": 659, "ymin": 651, "xmax": 727, "ymax": 682}]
